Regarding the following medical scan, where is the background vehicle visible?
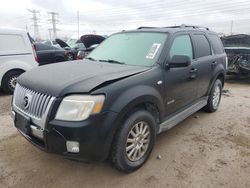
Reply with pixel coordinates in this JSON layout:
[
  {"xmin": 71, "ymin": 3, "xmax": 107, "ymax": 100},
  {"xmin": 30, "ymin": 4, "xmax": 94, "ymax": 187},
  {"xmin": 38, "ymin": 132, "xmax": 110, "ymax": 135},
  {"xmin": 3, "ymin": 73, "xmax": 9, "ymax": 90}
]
[
  {"xmin": 0, "ymin": 29, "xmax": 37, "ymax": 94},
  {"xmin": 221, "ymin": 34, "xmax": 250, "ymax": 75},
  {"xmin": 34, "ymin": 43, "xmax": 67, "ymax": 65},
  {"xmin": 76, "ymin": 44, "xmax": 99, "ymax": 59},
  {"xmin": 55, "ymin": 38, "xmax": 78, "ymax": 61},
  {"xmin": 42, "ymin": 40, "xmax": 61, "ymax": 48},
  {"xmin": 12, "ymin": 25, "xmax": 226, "ymax": 172},
  {"xmin": 56, "ymin": 34, "xmax": 106, "ymax": 60}
]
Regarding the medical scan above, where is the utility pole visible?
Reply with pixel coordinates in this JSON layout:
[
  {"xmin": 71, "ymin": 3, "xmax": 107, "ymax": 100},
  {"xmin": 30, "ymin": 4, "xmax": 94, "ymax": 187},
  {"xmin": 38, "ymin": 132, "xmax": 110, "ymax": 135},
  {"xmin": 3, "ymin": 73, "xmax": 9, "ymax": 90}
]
[
  {"xmin": 48, "ymin": 12, "xmax": 59, "ymax": 39},
  {"xmin": 230, "ymin": 20, "xmax": 234, "ymax": 35},
  {"xmin": 48, "ymin": 29, "xmax": 52, "ymax": 40},
  {"xmin": 27, "ymin": 9, "xmax": 40, "ymax": 40},
  {"xmin": 77, "ymin": 11, "xmax": 80, "ymax": 38}
]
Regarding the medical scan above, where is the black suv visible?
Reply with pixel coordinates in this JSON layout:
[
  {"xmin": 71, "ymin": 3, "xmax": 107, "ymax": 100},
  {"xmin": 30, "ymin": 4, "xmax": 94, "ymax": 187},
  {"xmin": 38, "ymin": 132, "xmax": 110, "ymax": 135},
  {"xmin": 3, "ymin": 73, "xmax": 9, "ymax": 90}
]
[{"xmin": 11, "ymin": 25, "xmax": 226, "ymax": 172}]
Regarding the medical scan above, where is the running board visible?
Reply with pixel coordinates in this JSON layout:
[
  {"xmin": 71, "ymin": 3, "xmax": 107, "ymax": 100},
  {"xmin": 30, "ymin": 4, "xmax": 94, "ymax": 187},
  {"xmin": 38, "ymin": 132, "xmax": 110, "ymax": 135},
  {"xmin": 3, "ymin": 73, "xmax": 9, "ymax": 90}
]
[{"xmin": 158, "ymin": 97, "xmax": 208, "ymax": 134}]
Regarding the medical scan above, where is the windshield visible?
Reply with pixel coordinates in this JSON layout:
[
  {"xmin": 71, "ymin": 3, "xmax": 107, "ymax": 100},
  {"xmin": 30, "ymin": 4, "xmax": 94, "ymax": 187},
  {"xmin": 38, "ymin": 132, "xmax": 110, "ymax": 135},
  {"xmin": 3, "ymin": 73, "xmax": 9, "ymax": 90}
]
[
  {"xmin": 88, "ymin": 32, "xmax": 167, "ymax": 66},
  {"xmin": 66, "ymin": 38, "xmax": 78, "ymax": 48}
]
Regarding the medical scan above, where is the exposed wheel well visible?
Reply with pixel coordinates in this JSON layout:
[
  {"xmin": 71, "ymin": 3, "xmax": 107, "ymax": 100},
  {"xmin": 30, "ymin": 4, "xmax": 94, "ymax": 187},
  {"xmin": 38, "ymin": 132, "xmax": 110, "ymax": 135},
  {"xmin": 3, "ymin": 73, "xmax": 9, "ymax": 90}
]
[
  {"xmin": 121, "ymin": 102, "xmax": 161, "ymax": 129},
  {"xmin": 1, "ymin": 69, "xmax": 25, "ymax": 84},
  {"xmin": 217, "ymin": 73, "xmax": 225, "ymax": 87}
]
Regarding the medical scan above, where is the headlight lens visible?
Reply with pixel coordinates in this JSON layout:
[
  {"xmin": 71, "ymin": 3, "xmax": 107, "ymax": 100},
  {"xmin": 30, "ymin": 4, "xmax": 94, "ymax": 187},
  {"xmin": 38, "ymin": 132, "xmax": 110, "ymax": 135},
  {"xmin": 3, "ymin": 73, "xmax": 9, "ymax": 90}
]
[{"xmin": 55, "ymin": 95, "xmax": 105, "ymax": 121}]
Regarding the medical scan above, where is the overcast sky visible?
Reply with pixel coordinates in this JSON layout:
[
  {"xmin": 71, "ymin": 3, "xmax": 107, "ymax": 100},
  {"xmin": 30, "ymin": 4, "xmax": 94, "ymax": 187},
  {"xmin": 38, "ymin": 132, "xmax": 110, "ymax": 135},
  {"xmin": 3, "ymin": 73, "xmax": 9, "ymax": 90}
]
[{"xmin": 1, "ymin": 0, "xmax": 250, "ymax": 39}]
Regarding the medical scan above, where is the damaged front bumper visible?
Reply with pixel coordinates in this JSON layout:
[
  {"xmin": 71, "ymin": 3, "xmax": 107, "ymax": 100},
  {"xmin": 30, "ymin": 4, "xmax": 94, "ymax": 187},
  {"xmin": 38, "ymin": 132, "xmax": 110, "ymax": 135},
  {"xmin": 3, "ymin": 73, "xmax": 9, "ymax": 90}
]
[{"xmin": 225, "ymin": 47, "xmax": 250, "ymax": 75}]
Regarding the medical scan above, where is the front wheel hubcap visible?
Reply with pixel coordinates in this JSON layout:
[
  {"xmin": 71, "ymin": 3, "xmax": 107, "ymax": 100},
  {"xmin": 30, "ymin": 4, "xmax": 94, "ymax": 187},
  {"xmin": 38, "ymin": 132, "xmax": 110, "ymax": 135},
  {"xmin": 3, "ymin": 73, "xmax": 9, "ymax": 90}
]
[
  {"xmin": 126, "ymin": 121, "xmax": 150, "ymax": 162},
  {"xmin": 68, "ymin": 54, "xmax": 73, "ymax": 60},
  {"xmin": 8, "ymin": 76, "xmax": 17, "ymax": 91},
  {"xmin": 212, "ymin": 85, "xmax": 221, "ymax": 108}
]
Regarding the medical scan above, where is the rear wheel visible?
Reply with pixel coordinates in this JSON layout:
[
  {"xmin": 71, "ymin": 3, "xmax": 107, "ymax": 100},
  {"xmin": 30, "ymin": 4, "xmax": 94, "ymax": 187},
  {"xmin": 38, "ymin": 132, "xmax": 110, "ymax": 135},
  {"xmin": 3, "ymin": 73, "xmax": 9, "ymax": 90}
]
[
  {"xmin": 203, "ymin": 79, "xmax": 222, "ymax": 112},
  {"xmin": 2, "ymin": 70, "xmax": 23, "ymax": 94},
  {"xmin": 111, "ymin": 110, "xmax": 156, "ymax": 172},
  {"xmin": 66, "ymin": 53, "xmax": 74, "ymax": 61}
]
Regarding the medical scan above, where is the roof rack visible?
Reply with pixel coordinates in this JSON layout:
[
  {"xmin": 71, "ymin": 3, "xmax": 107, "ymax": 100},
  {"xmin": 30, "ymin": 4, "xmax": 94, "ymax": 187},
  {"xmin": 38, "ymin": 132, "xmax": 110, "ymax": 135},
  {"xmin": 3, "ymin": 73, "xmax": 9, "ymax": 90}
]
[
  {"xmin": 137, "ymin": 24, "xmax": 210, "ymax": 31},
  {"xmin": 137, "ymin": 26, "xmax": 158, "ymax": 30}
]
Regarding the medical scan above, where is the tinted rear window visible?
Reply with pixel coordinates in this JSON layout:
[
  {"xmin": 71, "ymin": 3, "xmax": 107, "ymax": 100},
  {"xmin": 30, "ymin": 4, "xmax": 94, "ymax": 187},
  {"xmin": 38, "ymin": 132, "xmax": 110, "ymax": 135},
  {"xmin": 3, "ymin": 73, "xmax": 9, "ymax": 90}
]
[
  {"xmin": 209, "ymin": 34, "xmax": 224, "ymax": 54},
  {"xmin": 192, "ymin": 34, "xmax": 211, "ymax": 58}
]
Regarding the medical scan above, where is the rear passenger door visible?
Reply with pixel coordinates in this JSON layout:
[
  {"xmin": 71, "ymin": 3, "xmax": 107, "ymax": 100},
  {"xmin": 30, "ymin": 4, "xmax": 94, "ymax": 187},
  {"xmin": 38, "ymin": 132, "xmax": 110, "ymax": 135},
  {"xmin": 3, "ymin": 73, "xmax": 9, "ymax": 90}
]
[{"xmin": 191, "ymin": 33, "xmax": 213, "ymax": 98}]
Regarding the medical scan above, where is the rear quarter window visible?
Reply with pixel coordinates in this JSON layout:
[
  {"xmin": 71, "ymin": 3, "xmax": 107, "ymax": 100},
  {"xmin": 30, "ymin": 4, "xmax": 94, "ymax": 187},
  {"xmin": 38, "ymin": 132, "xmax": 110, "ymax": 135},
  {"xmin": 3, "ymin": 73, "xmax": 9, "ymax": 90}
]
[
  {"xmin": 192, "ymin": 34, "xmax": 211, "ymax": 58},
  {"xmin": 0, "ymin": 34, "xmax": 27, "ymax": 52},
  {"xmin": 208, "ymin": 34, "xmax": 225, "ymax": 54}
]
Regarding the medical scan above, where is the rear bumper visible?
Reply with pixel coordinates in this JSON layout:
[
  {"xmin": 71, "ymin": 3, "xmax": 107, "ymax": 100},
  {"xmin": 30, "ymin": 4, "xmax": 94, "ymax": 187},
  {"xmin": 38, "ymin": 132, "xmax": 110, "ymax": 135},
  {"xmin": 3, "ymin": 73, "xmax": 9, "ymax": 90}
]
[{"xmin": 12, "ymin": 110, "xmax": 119, "ymax": 162}]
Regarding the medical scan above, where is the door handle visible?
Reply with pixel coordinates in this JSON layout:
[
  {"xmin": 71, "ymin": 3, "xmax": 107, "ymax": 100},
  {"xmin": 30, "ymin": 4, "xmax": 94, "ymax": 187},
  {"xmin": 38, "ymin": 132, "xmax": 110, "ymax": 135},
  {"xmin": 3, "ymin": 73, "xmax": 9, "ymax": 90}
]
[
  {"xmin": 189, "ymin": 68, "xmax": 197, "ymax": 79},
  {"xmin": 189, "ymin": 68, "xmax": 197, "ymax": 73},
  {"xmin": 211, "ymin": 61, "xmax": 217, "ymax": 68}
]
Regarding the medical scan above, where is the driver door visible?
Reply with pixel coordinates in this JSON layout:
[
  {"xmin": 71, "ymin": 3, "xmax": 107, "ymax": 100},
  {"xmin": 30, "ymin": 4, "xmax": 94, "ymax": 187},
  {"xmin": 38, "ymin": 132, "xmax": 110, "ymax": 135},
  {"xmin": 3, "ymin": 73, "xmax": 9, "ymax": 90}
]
[{"xmin": 164, "ymin": 33, "xmax": 199, "ymax": 116}]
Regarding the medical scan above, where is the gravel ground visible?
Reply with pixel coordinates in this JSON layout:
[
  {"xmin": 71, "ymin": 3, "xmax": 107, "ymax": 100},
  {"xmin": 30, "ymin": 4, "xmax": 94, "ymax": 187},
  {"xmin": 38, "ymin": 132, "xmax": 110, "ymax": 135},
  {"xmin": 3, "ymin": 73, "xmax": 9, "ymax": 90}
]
[{"xmin": 0, "ymin": 76, "xmax": 250, "ymax": 188}]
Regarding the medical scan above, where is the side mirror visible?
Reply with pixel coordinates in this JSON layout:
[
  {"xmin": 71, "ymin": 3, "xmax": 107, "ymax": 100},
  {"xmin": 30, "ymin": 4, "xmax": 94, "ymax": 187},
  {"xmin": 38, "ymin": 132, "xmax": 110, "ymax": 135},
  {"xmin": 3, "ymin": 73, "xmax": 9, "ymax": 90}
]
[{"xmin": 167, "ymin": 55, "xmax": 191, "ymax": 68}]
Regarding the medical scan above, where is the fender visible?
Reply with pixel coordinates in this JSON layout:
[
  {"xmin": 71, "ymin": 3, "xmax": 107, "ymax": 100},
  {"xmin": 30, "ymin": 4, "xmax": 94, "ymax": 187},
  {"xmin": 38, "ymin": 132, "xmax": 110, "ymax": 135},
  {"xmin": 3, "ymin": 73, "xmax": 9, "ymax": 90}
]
[
  {"xmin": 109, "ymin": 85, "xmax": 165, "ymax": 123},
  {"xmin": 206, "ymin": 63, "xmax": 225, "ymax": 95},
  {"xmin": 0, "ymin": 59, "xmax": 37, "ymax": 87}
]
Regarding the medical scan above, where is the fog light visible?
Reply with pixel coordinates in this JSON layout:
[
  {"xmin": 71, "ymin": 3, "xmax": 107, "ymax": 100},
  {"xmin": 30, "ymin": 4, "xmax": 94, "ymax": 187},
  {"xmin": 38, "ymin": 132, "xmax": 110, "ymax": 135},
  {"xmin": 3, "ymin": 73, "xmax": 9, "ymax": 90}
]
[{"xmin": 66, "ymin": 141, "xmax": 80, "ymax": 153}]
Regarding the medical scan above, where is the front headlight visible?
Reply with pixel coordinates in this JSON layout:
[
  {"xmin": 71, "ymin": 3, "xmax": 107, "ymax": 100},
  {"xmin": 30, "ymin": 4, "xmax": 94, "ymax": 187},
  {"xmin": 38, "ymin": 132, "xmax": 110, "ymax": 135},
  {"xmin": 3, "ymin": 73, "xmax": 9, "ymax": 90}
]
[{"xmin": 55, "ymin": 95, "xmax": 105, "ymax": 121}]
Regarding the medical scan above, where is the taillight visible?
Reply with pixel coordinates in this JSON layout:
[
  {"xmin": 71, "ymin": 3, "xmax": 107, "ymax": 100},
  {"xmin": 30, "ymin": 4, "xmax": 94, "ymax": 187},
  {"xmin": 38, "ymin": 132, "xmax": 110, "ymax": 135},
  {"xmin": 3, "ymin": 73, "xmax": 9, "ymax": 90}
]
[
  {"xmin": 32, "ymin": 44, "xmax": 38, "ymax": 62},
  {"xmin": 76, "ymin": 51, "xmax": 82, "ymax": 60}
]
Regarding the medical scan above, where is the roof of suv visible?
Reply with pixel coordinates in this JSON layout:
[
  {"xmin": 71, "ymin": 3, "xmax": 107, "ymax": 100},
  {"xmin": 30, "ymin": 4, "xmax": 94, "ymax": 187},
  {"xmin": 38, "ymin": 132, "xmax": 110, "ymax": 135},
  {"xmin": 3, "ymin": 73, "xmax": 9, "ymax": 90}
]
[{"xmin": 125, "ymin": 25, "xmax": 217, "ymax": 35}]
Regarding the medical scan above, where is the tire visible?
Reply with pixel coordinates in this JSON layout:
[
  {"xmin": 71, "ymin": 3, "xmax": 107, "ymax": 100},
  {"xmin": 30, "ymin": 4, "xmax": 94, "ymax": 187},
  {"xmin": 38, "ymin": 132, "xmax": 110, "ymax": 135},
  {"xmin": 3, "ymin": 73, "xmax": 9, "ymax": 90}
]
[
  {"xmin": 66, "ymin": 53, "xmax": 74, "ymax": 61},
  {"xmin": 203, "ymin": 79, "xmax": 222, "ymax": 113},
  {"xmin": 2, "ymin": 70, "xmax": 23, "ymax": 94},
  {"xmin": 111, "ymin": 110, "xmax": 156, "ymax": 172}
]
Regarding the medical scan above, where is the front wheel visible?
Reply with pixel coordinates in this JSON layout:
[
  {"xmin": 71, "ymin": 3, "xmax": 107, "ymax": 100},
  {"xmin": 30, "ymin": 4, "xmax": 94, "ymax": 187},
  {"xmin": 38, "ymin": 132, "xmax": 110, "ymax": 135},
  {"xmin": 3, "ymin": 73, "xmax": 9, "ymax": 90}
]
[
  {"xmin": 111, "ymin": 110, "xmax": 156, "ymax": 172},
  {"xmin": 2, "ymin": 70, "xmax": 23, "ymax": 94},
  {"xmin": 203, "ymin": 79, "xmax": 222, "ymax": 112}
]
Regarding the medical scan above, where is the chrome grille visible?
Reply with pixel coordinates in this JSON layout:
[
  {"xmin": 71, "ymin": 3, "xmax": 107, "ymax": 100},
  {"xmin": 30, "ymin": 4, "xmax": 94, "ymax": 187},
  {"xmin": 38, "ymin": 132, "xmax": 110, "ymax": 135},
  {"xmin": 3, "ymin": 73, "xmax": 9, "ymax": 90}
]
[{"xmin": 13, "ymin": 84, "xmax": 54, "ymax": 119}]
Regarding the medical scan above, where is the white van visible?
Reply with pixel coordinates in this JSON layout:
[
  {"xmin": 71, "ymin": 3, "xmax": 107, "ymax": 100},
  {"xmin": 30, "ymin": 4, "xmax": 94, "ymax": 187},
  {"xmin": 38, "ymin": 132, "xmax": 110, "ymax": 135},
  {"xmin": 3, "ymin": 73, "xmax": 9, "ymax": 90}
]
[{"xmin": 0, "ymin": 29, "xmax": 38, "ymax": 94}]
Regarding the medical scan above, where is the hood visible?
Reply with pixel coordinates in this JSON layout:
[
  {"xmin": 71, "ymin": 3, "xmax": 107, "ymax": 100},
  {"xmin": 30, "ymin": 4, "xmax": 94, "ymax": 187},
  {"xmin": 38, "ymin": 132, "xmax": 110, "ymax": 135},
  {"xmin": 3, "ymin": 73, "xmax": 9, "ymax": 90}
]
[
  {"xmin": 80, "ymin": 35, "xmax": 105, "ymax": 48},
  {"xmin": 55, "ymin": 38, "xmax": 70, "ymax": 48},
  {"xmin": 18, "ymin": 60, "xmax": 150, "ymax": 97},
  {"xmin": 221, "ymin": 34, "xmax": 250, "ymax": 48}
]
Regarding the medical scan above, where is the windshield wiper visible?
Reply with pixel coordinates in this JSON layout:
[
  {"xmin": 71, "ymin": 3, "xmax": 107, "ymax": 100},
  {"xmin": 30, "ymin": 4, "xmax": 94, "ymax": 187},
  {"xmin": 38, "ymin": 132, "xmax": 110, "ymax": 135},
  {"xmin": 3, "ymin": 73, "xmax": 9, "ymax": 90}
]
[
  {"xmin": 85, "ymin": 57, "xmax": 96, "ymax": 61},
  {"xmin": 99, "ymin": 59, "xmax": 125, "ymax": 65}
]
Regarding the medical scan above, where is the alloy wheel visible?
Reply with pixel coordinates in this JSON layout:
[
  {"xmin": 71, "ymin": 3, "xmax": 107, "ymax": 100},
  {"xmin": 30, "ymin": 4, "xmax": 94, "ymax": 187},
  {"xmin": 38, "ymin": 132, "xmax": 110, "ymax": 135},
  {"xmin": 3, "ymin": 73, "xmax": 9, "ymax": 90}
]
[
  {"xmin": 126, "ymin": 121, "xmax": 151, "ymax": 162},
  {"xmin": 212, "ymin": 85, "xmax": 221, "ymax": 108}
]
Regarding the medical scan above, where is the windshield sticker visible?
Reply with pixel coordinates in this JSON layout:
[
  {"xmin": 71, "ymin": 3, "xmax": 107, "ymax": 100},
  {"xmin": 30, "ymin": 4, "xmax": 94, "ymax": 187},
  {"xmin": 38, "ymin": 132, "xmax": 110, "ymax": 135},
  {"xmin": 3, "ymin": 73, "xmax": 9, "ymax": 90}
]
[{"xmin": 146, "ymin": 43, "xmax": 161, "ymax": 59}]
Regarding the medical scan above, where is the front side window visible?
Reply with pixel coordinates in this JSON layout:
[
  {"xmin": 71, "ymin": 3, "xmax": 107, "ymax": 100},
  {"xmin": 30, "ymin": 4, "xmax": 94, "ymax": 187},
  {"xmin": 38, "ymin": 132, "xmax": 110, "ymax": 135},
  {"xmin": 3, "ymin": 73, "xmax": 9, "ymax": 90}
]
[
  {"xmin": 169, "ymin": 35, "xmax": 193, "ymax": 59},
  {"xmin": 192, "ymin": 34, "xmax": 211, "ymax": 58},
  {"xmin": 88, "ymin": 32, "xmax": 168, "ymax": 67}
]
